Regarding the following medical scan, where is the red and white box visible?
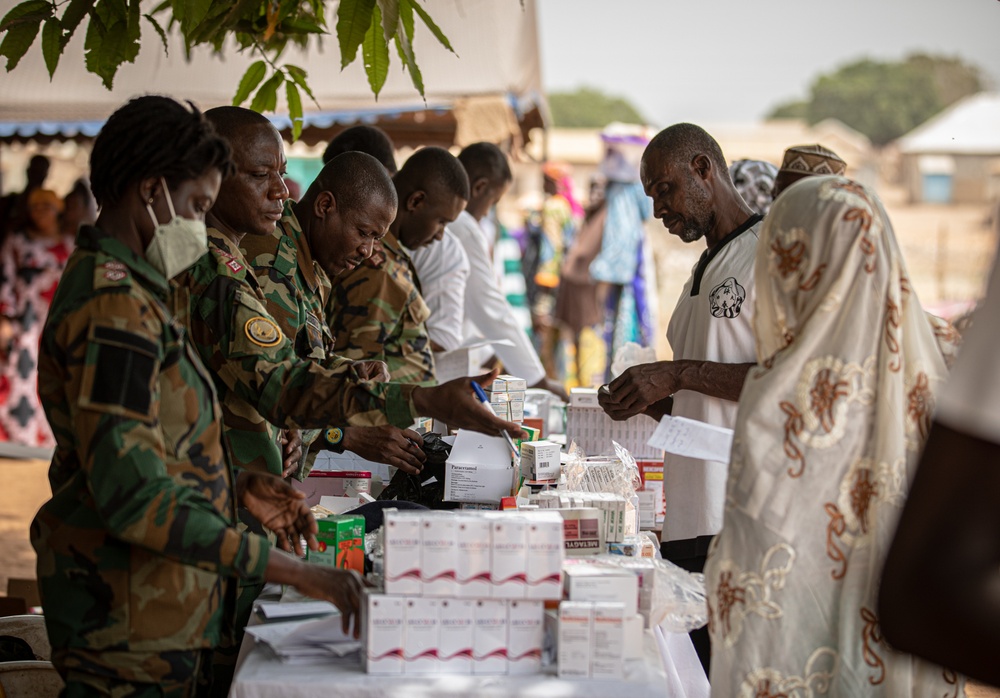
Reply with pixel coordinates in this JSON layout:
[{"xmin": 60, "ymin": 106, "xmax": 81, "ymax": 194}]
[{"xmin": 507, "ymin": 600, "xmax": 544, "ymax": 675}]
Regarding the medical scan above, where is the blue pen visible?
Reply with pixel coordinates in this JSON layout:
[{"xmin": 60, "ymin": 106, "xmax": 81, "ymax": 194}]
[{"xmin": 471, "ymin": 381, "xmax": 520, "ymax": 456}]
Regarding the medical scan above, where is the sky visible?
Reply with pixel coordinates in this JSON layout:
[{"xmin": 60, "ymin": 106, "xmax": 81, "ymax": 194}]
[{"xmin": 535, "ymin": 0, "xmax": 1000, "ymax": 127}]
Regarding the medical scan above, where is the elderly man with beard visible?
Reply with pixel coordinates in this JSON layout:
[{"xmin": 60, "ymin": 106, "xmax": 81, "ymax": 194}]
[{"xmin": 597, "ymin": 123, "xmax": 760, "ymax": 676}]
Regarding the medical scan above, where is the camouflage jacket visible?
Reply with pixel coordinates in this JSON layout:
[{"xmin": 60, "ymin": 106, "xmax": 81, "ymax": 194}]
[
  {"xmin": 327, "ymin": 231, "xmax": 436, "ymax": 385},
  {"xmin": 30, "ymin": 225, "xmax": 271, "ymax": 684},
  {"xmin": 177, "ymin": 231, "xmax": 419, "ymax": 475},
  {"xmin": 240, "ymin": 201, "xmax": 338, "ymax": 365}
]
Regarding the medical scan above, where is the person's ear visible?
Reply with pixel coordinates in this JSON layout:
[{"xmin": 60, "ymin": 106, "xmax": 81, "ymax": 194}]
[
  {"xmin": 406, "ymin": 190, "xmax": 426, "ymax": 212},
  {"xmin": 138, "ymin": 177, "xmax": 159, "ymax": 205},
  {"xmin": 314, "ymin": 191, "xmax": 337, "ymax": 218},
  {"xmin": 471, "ymin": 176, "xmax": 491, "ymax": 199},
  {"xmin": 692, "ymin": 154, "xmax": 712, "ymax": 181}
]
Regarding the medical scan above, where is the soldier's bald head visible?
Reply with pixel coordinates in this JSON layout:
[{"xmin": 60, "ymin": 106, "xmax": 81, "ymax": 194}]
[
  {"xmin": 303, "ymin": 152, "xmax": 397, "ymax": 215},
  {"xmin": 204, "ymin": 106, "xmax": 278, "ymax": 148},
  {"xmin": 394, "ymin": 147, "xmax": 470, "ymax": 203}
]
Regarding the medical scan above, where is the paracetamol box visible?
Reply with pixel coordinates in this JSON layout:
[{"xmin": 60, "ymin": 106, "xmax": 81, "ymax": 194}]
[
  {"xmin": 363, "ymin": 593, "xmax": 404, "ymax": 675},
  {"xmin": 421, "ymin": 515, "xmax": 457, "ymax": 596},
  {"xmin": 490, "ymin": 517, "xmax": 527, "ymax": 599},
  {"xmin": 526, "ymin": 514, "xmax": 564, "ymax": 600},
  {"xmin": 455, "ymin": 515, "xmax": 492, "ymax": 597},
  {"xmin": 520, "ymin": 440, "xmax": 561, "ymax": 482},
  {"xmin": 403, "ymin": 597, "xmax": 440, "ymax": 674},
  {"xmin": 438, "ymin": 598, "xmax": 475, "ymax": 675},
  {"xmin": 563, "ymin": 564, "xmax": 638, "ymax": 617},
  {"xmin": 590, "ymin": 602, "xmax": 625, "ymax": 679},
  {"xmin": 384, "ymin": 511, "xmax": 421, "ymax": 595},
  {"xmin": 507, "ymin": 600, "xmax": 544, "ymax": 675},
  {"xmin": 473, "ymin": 599, "xmax": 508, "ymax": 675},
  {"xmin": 558, "ymin": 602, "xmax": 592, "ymax": 679}
]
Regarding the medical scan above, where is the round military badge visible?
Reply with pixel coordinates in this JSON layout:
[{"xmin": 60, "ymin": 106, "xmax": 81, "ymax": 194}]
[{"xmin": 245, "ymin": 316, "xmax": 283, "ymax": 347}]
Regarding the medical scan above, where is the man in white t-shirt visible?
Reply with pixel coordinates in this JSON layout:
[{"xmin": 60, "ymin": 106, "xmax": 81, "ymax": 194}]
[
  {"xmin": 412, "ymin": 143, "xmax": 567, "ymax": 399},
  {"xmin": 598, "ymin": 123, "xmax": 760, "ymax": 674}
]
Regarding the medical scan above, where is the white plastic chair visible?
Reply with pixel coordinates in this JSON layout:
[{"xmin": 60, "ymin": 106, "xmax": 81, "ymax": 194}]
[
  {"xmin": 0, "ymin": 615, "xmax": 50, "ymax": 660},
  {"xmin": 0, "ymin": 660, "xmax": 63, "ymax": 697}
]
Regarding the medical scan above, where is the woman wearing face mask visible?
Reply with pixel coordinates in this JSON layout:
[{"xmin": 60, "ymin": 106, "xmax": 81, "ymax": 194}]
[{"xmin": 30, "ymin": 96, "xmax": 364, "ymax": 697}]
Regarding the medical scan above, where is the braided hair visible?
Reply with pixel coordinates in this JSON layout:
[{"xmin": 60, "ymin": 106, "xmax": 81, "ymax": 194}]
[{"xmin": 90, "ymin": 95, "xmax": 234, "ymax": 208}]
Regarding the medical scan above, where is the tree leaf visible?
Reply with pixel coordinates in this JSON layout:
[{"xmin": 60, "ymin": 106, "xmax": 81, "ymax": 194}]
[
  {"xmin": 183, "ymin": 0, "xmax": 213, "ymax": 34},
  {"xmin": 362, "ymin": 3, "xmax": 389, "ymax": 98},
  {"xmin": 144, "ymin": 12, "xmax": 169, "ymax": 54},
  {"xmin": 0, "ymin": 3, "xmax": 52, "ymax": 72},
  {"xmin": 250, "ymin": 70, "xmax": 283, "ymax": 113},
  {"xmin": 393, "ymin": 23, "xmax": 422, "ymax": 98},
  {"xmin": 122, "ymin": 0, "xmax": 140, "ymax": 63},
  {"xmin": 59, "ymin": 0, "xmax": 96, "ymax": 47},
  {"xmin": 397, "ymin": 0, "xmax": 413, "ymax": 44},
  {"xmin": 335, "ymin": 0, "xmax": 374, "ymax": 70},
  {"xmin": 285, "ymin": 79, "xmax": 303, "ymax": 140},
  {"xmin": 375, "ymin": 0, "xmax": 398, "ymax": 46},
  {"xmin": 0, "ymin": 0, "xmax": 51, "ymax": 32},
  {"xmin": 411, "ymin": 0, "xmax": 454, "ymax": 54},
  {"xmin": 84, "ymin": 10, "xmax": 129, "ymax": 88},
  {"xmin": 285, "ymin": 63, "xmax": 319, "ymax": 106},
  {"xmin": 40, "ymin": 17, "xmax": 62, "ymax": 77},
  {"xmin": 233, "ymin": 59, "xmax": 267, "ymax": 105}
]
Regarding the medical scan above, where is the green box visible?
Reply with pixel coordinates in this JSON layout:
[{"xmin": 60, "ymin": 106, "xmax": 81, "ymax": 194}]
[{"xmin": 308, "ymin": 515, "xmax": 365, "ymax": 574}]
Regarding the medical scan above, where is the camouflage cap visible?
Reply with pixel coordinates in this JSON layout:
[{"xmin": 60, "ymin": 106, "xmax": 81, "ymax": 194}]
[{"xmin": 778, "ymin": 144, "xmax": 847, "ymax": 176}]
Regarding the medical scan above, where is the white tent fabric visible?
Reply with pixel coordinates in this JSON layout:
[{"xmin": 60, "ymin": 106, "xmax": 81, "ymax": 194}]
[
  {"xmin": 897, "ymin": 92, "xmax": 1000, "ymax": 155},
  {"xmin": 0, "ymin": 0, "xmax": 545, "ymax": 139}
]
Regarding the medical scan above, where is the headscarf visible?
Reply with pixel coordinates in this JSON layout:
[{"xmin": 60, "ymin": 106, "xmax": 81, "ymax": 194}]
[
  {"xmin": 542, "ymin": 162, "xmax": 584, "ymax": 219},
  {"xmin": 729, "ymin": 159, "xmax": 778, "ymax": 216},
  {"xmin": 705, "ymin": 176, "xmax": 960, "ymax": 695}
]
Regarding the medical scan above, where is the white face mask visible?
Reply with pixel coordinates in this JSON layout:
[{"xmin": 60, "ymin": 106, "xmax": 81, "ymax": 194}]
[{"xmin": 145, "ymin": 177, "xmax": 208, "ymax": 279}]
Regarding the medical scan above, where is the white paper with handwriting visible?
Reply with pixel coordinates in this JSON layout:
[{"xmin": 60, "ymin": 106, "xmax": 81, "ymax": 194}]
[{"xmin": 647, "ymin": 415, "xmax": 734, "ymax": 464}]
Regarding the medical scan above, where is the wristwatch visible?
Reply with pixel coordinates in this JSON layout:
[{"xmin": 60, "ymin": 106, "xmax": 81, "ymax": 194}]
[{"xmin": 324, "ymin": 427, "xmax": 346, "ymax": 453}]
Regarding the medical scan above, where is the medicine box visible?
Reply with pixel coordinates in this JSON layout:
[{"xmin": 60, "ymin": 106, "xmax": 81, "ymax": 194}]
[
  {"xmin": 383, "ymin": 510, "xmax": 421, "ymax": 595},
  {"xmin": 490, "ymin": 517, "xmax": 527, "ymax": 599},
  {"xmin": 473, "ymin": 599, "xmax": 508, "ymax": 674},
  {"xmin": 403, "ymin": 597, "xmax": 440, "ymax": 674},
  {"xmin": 563, "ymin": 563, "xmax": 639, "ymax": 617},
  {"xmin": 308, "ymin": 515, "xmax": 364, "ymax": 574},
  {"xmin": 525, "ymin": 513, "xmax": 564, "ymax": 600},
  {"xmin": 455, "ymin": 515, "xmax": 492, "ymax": 597},
  {"xmin": 507, "ymin": 600, "xmax": 544, "ymax": 675},
  {"xmin": 438, "ymin": 599, "xmax": 475, "ymax": 674},
  {"xmin": 557, "ymin": 602, "xmax": 592, "ymax": 678},
  {"xmin": 590, "ymin": 602, "xmax": 625, "ymax": 679},
  {"xmin": 421, "ymin": 515, "xmax": 458, "ymax": 596},
  {"xmin": 363, "ymin": 593, "xmax": 404, "ymax": 675},
  {"xmin": 520, "ymin": 440, "xmax": 561, "ymax": 482},
  {"xmin": 491, "ymin": 374, "xmax": 527, "ymax": 392}
]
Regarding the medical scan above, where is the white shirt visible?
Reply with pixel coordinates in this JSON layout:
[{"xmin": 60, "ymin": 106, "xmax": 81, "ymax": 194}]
[
  {"xmin": 663, "ymin": 219, "xmax": 761, "ymax": 542},
  {"xmin": 409, "ymin": 230, "xmax": 470, "ymax": 352},
  {"xmin": 444, "ymin": 210, "xmax": 546, "ymax": 385},
  {"xmin": 936, "ymin": 255, "xmax": 1000, "ymax": 442}
]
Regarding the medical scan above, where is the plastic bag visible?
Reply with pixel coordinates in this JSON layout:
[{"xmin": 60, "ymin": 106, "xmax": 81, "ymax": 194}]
[
  {"xmin": 591, "ymin": 554, "xmax": 708, "ymax": 633},
  {"xmin": 610, "ymin": 341, "xmax": 657, "ymax": 379}
]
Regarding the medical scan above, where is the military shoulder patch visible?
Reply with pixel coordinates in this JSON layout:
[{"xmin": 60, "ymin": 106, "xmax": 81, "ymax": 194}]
[
  {"xmin": 94, "ymin": 259, "xmax": 132, "ymax": 288},
  {"xmin": 245, "ymin": 316, "xmax": 283, "ymax": 347}
]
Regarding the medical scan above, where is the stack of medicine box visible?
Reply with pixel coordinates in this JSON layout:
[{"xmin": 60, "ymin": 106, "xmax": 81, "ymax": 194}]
[
  {"xmin": 486, "ymin": 374, "xmax": 526, "ymax": 423},
  {"xmin": 365, "ymin": 509, "xmax": 564, "ymax": 676},
  {"xmin": 528, "ymin": 491, "xmax": 630, "ymax": 544}
]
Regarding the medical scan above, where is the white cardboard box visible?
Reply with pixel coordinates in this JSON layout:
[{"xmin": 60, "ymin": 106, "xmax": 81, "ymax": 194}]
[
  {"xmin": 455, "ymin": 515, "xmax": 492, "ymax": 598},
  {"xmin": 363, "ymin": 593, "xmax": 404, "ymax": 675},
  {"xmin": 492, "ymin": 374, "xmax": 527, "ymax": 392},
  {"xmin": 563, "ymin": 563, "xmax": 639, "ymax": 617},
  {"xmin": 557, "ymin": 602, "xmax": 592, "ymax": 679},
  {"xmin": 421, "ymin": 516, "xmax": 458, "ymax": 597},
  {"xmin": 473, "ymin": 599, "xmax": 508, "ymax": 675},
  {"xmin": 525, "ymin": 514, "xmax": 564, "ymax": 600},
  {"xmin": 507, "ymin": 600, "xmax": 544, "ymax": 675},
  {"xmin": 444, "ymin": 430, "xmax": 515, "ymax": 504},
  {"xmin": 591, "ymin": 602, "xmax": 625, "ymax": 679},
  {"xmin": 439, "ymin": 598, "xmax": 475, "ymax": 674},
  {"xmin": 403, "ymin": 597, "xmax": 440, "ymax": 674},
  {"xmin": 383, "ymin": 511, "xmax": 421, "ymax": 595},
  {"xmin": 520, "ymin": 440, "xmax": 561, "ymax": 481},
  {"xmin": 490, "ymin": 517, "xmax": 527, "ymax": 599}
]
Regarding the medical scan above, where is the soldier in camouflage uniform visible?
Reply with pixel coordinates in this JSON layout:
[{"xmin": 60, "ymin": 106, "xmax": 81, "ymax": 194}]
[
  {"xmin": 327, "ymin": 146, "xmax": 470, "ymax": 385},
  {"xmin": 242, "ymin": 152, "xmax": 427, "ymax": 479},
  {"xmin": 31, "ymin": 96, "xmax": 365, "ymax": 698}
]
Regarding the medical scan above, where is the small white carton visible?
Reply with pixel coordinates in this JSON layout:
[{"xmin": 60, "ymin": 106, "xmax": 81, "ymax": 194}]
[
  {"xmin": 623, "ymin": 614, "xmax": 644, "ymax": 661},
  {"xmin": 444, "ymin": 430, "xmax": 515, "ymax": 504},
  {"xmin": 526, "ymin": 513, "xmax": 564, "ymax": 600},
  {"xmin": 421, "ymin": 515, "xmax": 457, "ymax": 596},
  {"xmin": 563, "ymin": 563, "xmax": 639, "ymax": 617},
  {"xmin": 455, "ymin": 515, "xmax": 492, "ymax": 597},
  {"xmin": 558, "ymin": 507, "xmax": 604, "ymax": 555},
  {"xmin": 509, "ymin": 400, "xmax": 524, "ymax": 423},
  {"xmin": 438, "ymin": 598, "xmax": 475, "ymax": 675},
  {"xmin": 591, "ymin": 602, "xmax": 625, "ymax": 679},
  {"xmin": 363, "ymin": 593, "xmax": 404, "ymax": 675},
  {"xmin": 507, "ymin": 600, "xmax": 544, "ymax": 675},
  {"xmin": 557, "ymin": 602, "xmax": 592, "ymax": 679},
  {"xmin": 490, "ymin": 517, "xmax": 528, "ymax": 599},
  {"xmin": 473, "ymin": 599, "xmax": 508, "ymax": 675},
  {"xmin": 492, "ymin": 374, "xmax": 527, "ymax": 392},
  {"xmin": 383, "ymin": 511, "xmax": 421, "ymax": 595},
  {"xmin": 403, "ymin": 597, "xmax": 440, "ymax": 674},
  {"xmin": 520, "ymin": 440, "xmax": 561, "ymax": 482},
  {"xmin": 569, "ymin": 387, "xmax": 600, "ymax": 407}
]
